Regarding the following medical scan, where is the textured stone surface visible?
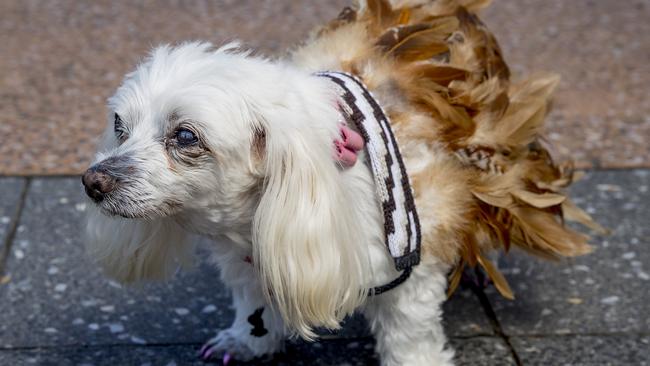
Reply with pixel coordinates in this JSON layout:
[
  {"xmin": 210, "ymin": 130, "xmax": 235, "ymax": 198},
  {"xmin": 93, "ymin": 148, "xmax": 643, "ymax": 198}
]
[
  {"xmin": 511, "ymin": 335, "xmax": 650, "ymax": 366},
  {"xmin": 0, "ymin": 178, "xmax": 25, "ymax": 253},
  {"xmin": 1, "ymin": 0, "xmax": 648, "ymax": 174},
  {"xmin": 0, "ymin": 178, "xmax": 233, "ymax": 348},
  {"xmin": 483, "ymin": 0, "xmax": 650, "ymax": 169},
  {"xmin": 2, "ymin": 170, "xmax": 648, "ymax": 364},
  {"xmin": 0, "ymin": 0, "xmax": 348, "ymax": 175},
  {"xmin": 450, "ymin": 337, "xmax": 516, "ymax": 366},
  {"xmin": 488, "ymin": 170, "xmax": 650, "ymax": 335},
  {"xmin": 0, "ymin": 339, "xmax": 378, "ymax": 366},
  {"xmin": 0, "ymin": 339, "xmax": 379, "ymax": 366},
  {"xmin": 0, "ymin": 337, "xmax": 520, "ymax": 366},
  {"xmin": 443, "ymin": 285, "xmax": 494, "ymax": 337}
]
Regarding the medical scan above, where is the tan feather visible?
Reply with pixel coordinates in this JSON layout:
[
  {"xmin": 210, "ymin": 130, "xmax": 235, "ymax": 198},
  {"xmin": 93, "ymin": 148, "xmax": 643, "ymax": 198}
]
[
  {"xmin": 386, "ymin": 18, "xmax": 459, "ymax": 61},
  {"xmin": 562, "ymin": 199, "xmax": 609, "ymax": 235},
  {"xmin": 409, "ymin": 82, "xmax": 474, "ymax": 131},
  {"xmin": 461, "ymin": 0, "xmax": 494, "ymax": 11},
  {"xmin": 510, "ymin": 206, "xmax": 592, "ymax": 258},
  {"xmin": 446, "ymin": 261, "xmax": 464, "ymax": 297},
  {"xmin": 376, "ymin": 24, "xmax": 432, "ymax": 51},
  {"xmin": 408, "ymin": 63, "xmax": 468, "ymax": 87},
  {"xmin": 512, "ymin": 190, "xmax": 566, "ymax": 208},
  {"xmin": 477, "ymin": 253, "xmax": 514, "ymax": 299},
  {"xmin": 364, "ymin": 0, "xmax": 396, "ymax": 31},
  {"xmin": 397, "ymin": 8, "xmax": 411, "ymax": 25}
]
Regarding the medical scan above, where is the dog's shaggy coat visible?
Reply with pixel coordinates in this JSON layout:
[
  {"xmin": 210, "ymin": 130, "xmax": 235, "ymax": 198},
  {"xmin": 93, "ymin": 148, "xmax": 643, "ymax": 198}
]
[{"xmin": 84, "ymin": 1, "xmax": 601, "ymax": 364}]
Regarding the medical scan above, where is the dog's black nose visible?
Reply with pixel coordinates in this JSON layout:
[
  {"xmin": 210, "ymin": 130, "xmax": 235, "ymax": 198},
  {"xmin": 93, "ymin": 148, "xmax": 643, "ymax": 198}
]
[{"xmin": 82, "ymin": 166, "xmax": 117, "ymax": 203}]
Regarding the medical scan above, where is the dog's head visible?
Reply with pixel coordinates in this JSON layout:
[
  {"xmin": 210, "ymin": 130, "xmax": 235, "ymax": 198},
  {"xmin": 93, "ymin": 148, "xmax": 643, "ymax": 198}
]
[
  {"xmin": 84, "ymin": 42, "xmax": 370, "ymax": 337},
  {"xmin": 84, "ymin": 42, "xmax": 265, "ymax": 221}
]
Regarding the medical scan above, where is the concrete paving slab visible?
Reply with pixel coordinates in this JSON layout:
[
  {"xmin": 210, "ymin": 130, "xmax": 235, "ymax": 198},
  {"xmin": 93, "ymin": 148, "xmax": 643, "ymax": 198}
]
[
  {"xmin": 511, "ymin": 335, "xmax": 650, "ymax": 366},
  {"xmin": 443, "ymin": 286, "xmax": 494, "ymax": 337},
  {"xmin": 487, "ymin": 170, "xmax": 650, "ymax": 335},
  {"xmin": 450, "ymin": 337, "xmax": 516, "ymax": 366},
  {"xmin": 0, "ymin": 177, "xmax": 25, "ymax": 252}
]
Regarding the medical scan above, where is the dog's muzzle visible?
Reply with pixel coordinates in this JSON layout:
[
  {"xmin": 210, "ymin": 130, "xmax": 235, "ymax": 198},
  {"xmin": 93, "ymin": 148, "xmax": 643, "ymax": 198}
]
[{"xmin": 82, "ymin": 156, "xmax": 129, "ymax": 203}]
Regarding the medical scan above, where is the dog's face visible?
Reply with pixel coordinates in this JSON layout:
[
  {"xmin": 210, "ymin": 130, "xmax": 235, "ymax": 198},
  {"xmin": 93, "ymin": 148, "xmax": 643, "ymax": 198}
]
[{"xmin": 83, "ymin": 43, "xmax": 261, "ymax": 222}]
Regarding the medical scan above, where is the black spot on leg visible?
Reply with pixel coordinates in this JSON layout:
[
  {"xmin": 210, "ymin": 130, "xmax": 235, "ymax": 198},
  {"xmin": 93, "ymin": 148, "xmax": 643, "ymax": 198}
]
[{"xmin": 248, "ymin": 307, "xmax": 268, "ymax": 337}]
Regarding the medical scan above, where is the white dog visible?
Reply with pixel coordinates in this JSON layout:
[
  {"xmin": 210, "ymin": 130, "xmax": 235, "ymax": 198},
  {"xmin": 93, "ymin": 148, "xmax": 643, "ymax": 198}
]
[{"xmin": 83, "ymin": 1, "xmax": 598, "ymax": 365}]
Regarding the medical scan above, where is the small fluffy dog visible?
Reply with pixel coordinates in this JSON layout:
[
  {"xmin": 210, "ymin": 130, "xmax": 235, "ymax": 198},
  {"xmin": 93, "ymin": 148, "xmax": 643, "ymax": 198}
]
[{"xmin": 83, "ymin": 1, "xmax": 601, "ymax": 365}]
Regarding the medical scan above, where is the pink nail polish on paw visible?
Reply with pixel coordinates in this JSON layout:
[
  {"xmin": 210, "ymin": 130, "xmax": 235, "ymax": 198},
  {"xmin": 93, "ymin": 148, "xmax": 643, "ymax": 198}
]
[
  {"xmin": 203, "ymin": 347, "xmax": 215, "ymax": 360},
  {"xmin": 222, "ymin": 352, "xmax": 232, "ymax": 365}
]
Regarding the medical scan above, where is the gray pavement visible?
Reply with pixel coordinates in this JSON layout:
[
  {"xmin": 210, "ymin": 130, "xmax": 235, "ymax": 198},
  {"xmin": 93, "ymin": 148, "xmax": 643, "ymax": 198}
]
[{"xmin": 0, "ymin": 170, "xmax": 648, "ymax": 365}]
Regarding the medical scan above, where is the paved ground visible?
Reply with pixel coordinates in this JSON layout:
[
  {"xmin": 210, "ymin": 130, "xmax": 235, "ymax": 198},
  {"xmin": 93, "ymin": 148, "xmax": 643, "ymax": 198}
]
[
  {"xmin": 0, "ymin": 169, "xmax": 648, "ymax": 365},
  {"xmin": 1, "ymin": 2, "xmax": 649, "ymax": 364},
  {"xmin": 1, "ymin": 0, "xmax": 649, "ymax": 174}
]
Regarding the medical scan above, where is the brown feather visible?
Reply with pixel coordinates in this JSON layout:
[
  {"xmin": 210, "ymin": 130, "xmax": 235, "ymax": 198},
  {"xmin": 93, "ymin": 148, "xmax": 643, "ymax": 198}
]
[
  {"xmin": 388, "ymin": 29, "xmax": 452, "ymax": 62},
  {"xmin": 364, "ymin": 0, "xmax": 397, "ymax": 31},
  {"xmin": 408, "ymin": 63, "xmax": 469, "ymax": 87},
  {"xmin": 446, "ymin": 261, "xmax": 465, "ymax": 297},
  {"xmin": 477, "ymin": 253, "xmax": 514, "ymax": 299},
  {"xmin": 562, "ymin": 199, "xmax": 609, "ymax": 235}
]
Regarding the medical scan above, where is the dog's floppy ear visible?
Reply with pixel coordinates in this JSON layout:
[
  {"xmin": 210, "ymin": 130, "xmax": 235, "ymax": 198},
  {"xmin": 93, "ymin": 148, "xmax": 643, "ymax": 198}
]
[
  {"xmin": 252, "ymin": 105, "xmax": 370, "ymax": 339},
  {"xmin": 85, "ymin": 205, "xmax": 193, "ymax": 283}
]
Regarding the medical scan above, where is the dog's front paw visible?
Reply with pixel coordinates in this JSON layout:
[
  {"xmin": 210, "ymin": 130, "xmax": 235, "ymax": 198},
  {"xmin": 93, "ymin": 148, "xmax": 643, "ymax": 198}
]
[{"xmin": 199, "ymin": 328, "xmax": 265, "ymax": 364}]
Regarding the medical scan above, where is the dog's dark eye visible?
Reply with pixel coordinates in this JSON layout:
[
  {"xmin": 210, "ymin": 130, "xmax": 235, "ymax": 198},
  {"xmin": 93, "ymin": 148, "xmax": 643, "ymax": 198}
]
[
  {"xmin": 175, "ymin": 128, "xmax": 198, "ymax": 146},
  {"xmin": 114, "ymin": 113, "xmax": 127, "ymax": 141}
]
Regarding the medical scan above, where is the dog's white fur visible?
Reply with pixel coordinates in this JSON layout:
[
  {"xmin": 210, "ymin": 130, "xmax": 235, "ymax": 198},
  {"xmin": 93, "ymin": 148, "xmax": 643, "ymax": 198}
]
[{"xmin": 86, "ymin": 42, "xmax": 453, "ymax": 365}]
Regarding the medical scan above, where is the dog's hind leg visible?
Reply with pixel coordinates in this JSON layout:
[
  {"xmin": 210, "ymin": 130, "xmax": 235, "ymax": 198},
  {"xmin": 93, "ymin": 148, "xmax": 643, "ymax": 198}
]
[{"xmin": 363, "ymin": 258, "xmax": 455, "ymax": 366}]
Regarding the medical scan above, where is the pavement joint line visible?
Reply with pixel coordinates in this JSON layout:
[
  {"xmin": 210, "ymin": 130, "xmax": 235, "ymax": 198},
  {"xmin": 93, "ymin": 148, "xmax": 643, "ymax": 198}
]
[
  {"xmin": 0, "ymin": 177, "xmax": 31, "ymax": 276},
  {"xmin": 506, "ymin": 332, "xmax": 650, "ymax": 338},
  {"xmin": 470, "ymin": 283, "xmax": 523, "ymax": 366}
]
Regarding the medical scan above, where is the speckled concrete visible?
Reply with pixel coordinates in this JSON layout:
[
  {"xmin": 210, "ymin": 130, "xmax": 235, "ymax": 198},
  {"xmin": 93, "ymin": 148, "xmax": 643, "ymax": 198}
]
[
  {"xmin": 0, "ymin": 340, "xmax": 381, "ymax": 366},
  {"xmin": 443, "ymin": 286, "xmax": 494, "ymax": 337},
  {"xmin": 511, "ymin": 335, "xmax": 650, "ymax": 366},
  {"xmin": 1, "ymin": 0, "xmax": 648, "ymax": 174},
  {"xmin": 0, "ymin": 179, "xmax": 233, "ymax": 348},
  {"xmin": 450, "ymin": 337, "xmax": 517, "ymax": 366},
  {"xmin": 487, "ymin": 170, "xmax": 650, "ymax": 335}
]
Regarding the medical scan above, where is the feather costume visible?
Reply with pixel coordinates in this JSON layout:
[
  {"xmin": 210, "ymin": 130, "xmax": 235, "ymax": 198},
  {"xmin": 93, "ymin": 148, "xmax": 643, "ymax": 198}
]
[{"xmin": 292, "ymin": 0, "xmax": 604, "ymax": 299}]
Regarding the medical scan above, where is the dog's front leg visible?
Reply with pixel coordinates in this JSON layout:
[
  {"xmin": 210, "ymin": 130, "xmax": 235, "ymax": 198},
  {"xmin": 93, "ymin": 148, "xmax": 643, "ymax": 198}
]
[
  {"xmin": 363, "ymin": 259, "xmax": 455, "ymax": 366},
  {"xmin": 200, "ymin": 252, "xmax": 286, "ymax": 363}
]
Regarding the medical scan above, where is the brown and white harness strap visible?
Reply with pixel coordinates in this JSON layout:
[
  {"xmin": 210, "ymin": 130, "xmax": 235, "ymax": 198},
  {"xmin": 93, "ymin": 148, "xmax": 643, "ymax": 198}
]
[{"xmin": 317, "ymin": 71, "xmax": 422, "ymax": 295}]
